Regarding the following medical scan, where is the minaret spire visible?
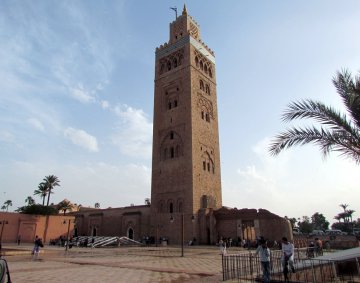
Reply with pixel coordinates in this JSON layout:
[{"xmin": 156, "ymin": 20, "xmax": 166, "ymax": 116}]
[{"xmin": 182, "ymin": 4, "xmax": 188, "ymax": 16}]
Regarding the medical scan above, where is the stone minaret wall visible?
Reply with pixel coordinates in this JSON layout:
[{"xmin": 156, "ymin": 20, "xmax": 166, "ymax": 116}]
[{"xmin": 151, "ymin": 6, "xmax": 222, "ymax": 244}]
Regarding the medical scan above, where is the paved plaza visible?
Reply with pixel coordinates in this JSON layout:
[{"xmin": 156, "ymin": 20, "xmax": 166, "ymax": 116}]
[{"xmin": 1, "ymin": 244, "xmax": 233, "ymax": 283}]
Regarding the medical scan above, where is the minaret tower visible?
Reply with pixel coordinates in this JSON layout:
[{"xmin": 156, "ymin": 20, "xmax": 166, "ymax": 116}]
[{"xmin": 151, "ymin": 6, "xmax": 222, "ymax": 244}]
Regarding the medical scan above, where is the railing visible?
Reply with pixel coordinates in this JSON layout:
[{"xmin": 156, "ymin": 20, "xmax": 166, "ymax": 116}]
[
  {"xmin": 71, "ymin": 236, "xmax": 143, "ymax": 248},
  {"xmin": 92, "ymin": 236, "xmax": 119, "ymax": 247},
  {"xmin": 222, "ymin": 250, "xmax": 359, "ymax": 282}
]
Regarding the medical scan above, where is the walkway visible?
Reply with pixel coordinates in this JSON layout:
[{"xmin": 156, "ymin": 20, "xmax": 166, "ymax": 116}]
[{"xmin": 2, "ymin": 244, "xmax": 230, "ymax": 283}]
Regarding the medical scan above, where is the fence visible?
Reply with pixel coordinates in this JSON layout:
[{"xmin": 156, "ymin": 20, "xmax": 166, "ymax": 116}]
[{"xmin": 222, "ymin": 249, "xmax": 359, "ymax": 282}]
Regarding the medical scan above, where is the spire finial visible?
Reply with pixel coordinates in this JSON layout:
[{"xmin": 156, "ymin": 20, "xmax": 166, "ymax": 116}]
[{"xmin": 182, "ymin": 4, "xmax": 188, "ymax": 15}]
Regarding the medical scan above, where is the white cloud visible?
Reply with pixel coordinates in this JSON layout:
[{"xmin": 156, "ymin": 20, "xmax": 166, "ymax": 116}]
[
  {"xmin": 237, "ymin": 165, "xmax": 268, "ymax": 183},
  {"xmin": 224, "ymin": 136, "xmax": 360, "ymax": 223},
  {"xmin": 112, "ymin": 104, "xmax": 152, "ymax": 159},
  {"xmin": 70, "ymin": 84, "xmax": 95, "ymax": 103},
  {"xmin": 101, "ymin": 100, "xmax": 110, "ymax": 109},
  {"xmin": 64, "ymin": 127, "xmax": 99, "ymax": 152},
  {"xmin": 27, "ymin": 118, "xmax": 45, "ymax": 132}
]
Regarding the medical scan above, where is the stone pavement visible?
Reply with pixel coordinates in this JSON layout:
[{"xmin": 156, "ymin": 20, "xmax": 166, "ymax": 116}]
[{"xmin": 1, "ymin": 244, "xmax": 239, "ymax": 283}]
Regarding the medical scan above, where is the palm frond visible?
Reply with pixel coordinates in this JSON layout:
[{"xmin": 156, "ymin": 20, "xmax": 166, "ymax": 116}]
[
  {"xmin": 332, "ymin": 70, "xmax": 360, "ymax": 129},
  {"xmin": 270, "ymin": 69, "xmax": 360, "ymax": 164},
  {"xmin": 282, "ymin": 100, "xmax": 358, "ymax": 139},
  {"xmin": 269, "ymin": 126, "xmax": 360, "ymax": 164}
]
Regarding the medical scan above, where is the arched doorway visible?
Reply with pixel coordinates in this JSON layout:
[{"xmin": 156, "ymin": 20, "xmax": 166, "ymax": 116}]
[
  {"xmin": 128, "ymin": 228, "xmax": 134, "ymax": 240},
  {"xmin": 92, "ymin": 227, "xmax": 97, "ymax": 237}
]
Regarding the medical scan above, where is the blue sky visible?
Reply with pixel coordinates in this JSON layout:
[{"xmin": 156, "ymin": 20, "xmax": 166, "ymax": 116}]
[{"xmin": 1, "ymin": 1, "xmax": 359, "ymax": 224}]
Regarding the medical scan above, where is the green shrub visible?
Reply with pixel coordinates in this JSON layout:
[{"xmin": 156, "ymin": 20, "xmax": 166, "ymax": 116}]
[{"xmin": 16, "ymin": 204, "xmax": 58, "ymax": 215}]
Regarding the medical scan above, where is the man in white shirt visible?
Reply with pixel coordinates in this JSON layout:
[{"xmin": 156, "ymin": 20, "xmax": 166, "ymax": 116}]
[{"xmin": 281, "ymin": 237, "xmax": 295, "ymax": 273}]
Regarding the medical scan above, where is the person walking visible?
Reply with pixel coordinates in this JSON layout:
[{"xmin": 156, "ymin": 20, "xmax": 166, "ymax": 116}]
[
  {"xmin": 255, "ymin": 239, "xmax": 271, "ymax": 283},
  {"xmin": 219, "ymin": 238, "xmax": 226, "ymax": 255},
  {"xmin": 32, "ymin": 235, "xmax": 44, "ymax": 259},
  {"xmin": 281, "ymin": 237, "xmax": 295, "ymax": 273}
]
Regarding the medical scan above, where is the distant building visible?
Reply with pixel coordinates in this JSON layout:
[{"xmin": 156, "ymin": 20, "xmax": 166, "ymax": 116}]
[{"xmin": 75, "ymin": 5, "xmax": 291, "ymax": 245}]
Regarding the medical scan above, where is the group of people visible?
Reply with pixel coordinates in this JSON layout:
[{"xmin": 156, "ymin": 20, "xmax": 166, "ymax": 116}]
[
  {"xmin": 307, "ymin": 237, "xmax": 323, "ymax": 258},
  {"xmin": 254, "ymin": 237, "xmax": 296, "ymax": 283}
]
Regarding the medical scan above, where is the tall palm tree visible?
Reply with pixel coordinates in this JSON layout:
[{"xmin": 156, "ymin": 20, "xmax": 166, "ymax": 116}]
[
  {"xmin": 43, "ymin": 175, "xmax": 60, "ymax": 206},
  {"xmin": 25, "ymin": 196, "xmax": 35, "ymax": 206},
  {"xmin": 3, "ymin": 200, "xmax": 12, "ymax": 212},
  {"xmin": 269, "ymin": 69, "xmax": 360, "ymax": 164},
  {"xmin": 33, "ymin": 182, "xmax": 49, "ymax": 205}
]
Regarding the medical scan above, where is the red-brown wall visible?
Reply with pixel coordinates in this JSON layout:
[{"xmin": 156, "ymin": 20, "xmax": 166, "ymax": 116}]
[{"xmin": 0, "ymin": 212, "xmax": 75, "ymax": 244}]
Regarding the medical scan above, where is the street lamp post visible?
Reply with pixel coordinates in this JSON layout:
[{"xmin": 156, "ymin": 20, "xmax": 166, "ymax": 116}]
[
  {"xmin": 170, "ymin": 214, "xmax": 194, "ymax": 257},
  {"xmin": 0, "ymin": 220, "xmax": 9, "ymax": 252},
  {"xmin": 63, "ymin": 219, "xmax": 74, "ymax": 251},
  {"xmin": 181, "ymin": 213, "xmax": 184, "ymax": 257},
  {"xmin": 156, "ymin": 224, "xmax": 159, "ymax": 247}
]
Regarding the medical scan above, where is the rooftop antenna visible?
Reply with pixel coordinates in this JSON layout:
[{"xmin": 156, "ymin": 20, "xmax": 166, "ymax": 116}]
[{"xmin": 170, "ymin": 7, "xmax": 177, "ymax": 19}]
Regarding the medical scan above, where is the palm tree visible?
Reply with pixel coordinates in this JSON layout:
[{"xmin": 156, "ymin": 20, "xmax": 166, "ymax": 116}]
[
  {"xmin": 43, "ymin": 175, "xmax": 60, "ymax": 206},
  {"xmin": 3, "ymin": 200, "xmax": 12, "ymax": 212},
  {"xmin": 269, "ymin": 69, "xmax": 360, "ymax": 164},
  {"xmin": 346, "ymin": 209, "xmax": 356, "ymax": 223},
  {"xmin": 25, "ymin": 196, "xmax": 35, "ymax": 206},
  {"xmin": 340, "ymin": 203, "xmax": 349, "ymax": 212},
  {"xmin": 334, "ymin": 215, "xmax": 342, "ymax": 223},
  {"xmin": 33, "ymin": 182, "xmax": 49, "ymax": 205},
  {"xmin": 57, "ymin": 200, "xmax": 74, "ymax": 215}
]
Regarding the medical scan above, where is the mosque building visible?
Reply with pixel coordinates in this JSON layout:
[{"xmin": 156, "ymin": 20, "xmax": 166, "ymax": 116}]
[{"xmin": 75, "ymin": 6, "xmax": 292, "ymax": 245}]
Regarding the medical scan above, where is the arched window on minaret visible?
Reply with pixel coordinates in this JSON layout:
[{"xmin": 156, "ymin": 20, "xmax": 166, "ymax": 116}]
[
  {"xmin": 208, "ymin": 68, "xmax": 213, "ymax": 78},
  {"xmin": 195, "ymin": 56, "xmax": 199, "ymax": 67},
  {"xmin": 178, "ymin": 54, "xmax": 183, "ymax": 65},
  {"xmin": 169, "ymin": 202, "xmax": 174, "ymax": 213},
  {"xmin": 205, "ymin": 84, "xmax": 210, "ymax": 95},
  {"xmin": 160, "ymin": 64, "xmax": 164, "ymax": 74},
  {"xmin": 200, "ymin": 61, "xmax": 203, "ymax": 70},
  {"xmin": 205, "ymin": 113, "xmax": 210, "ymax": 122},
  {"xmin": 202, "ymin": 152, "xmax": 215, "ymax": 174},
  {"xmin": 200, "ymin": 80, "xmax": 204, "ymax": 90},
  {"xmin": 167, "ymin": 61, "xmax": 172, "ymax": 71}
]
